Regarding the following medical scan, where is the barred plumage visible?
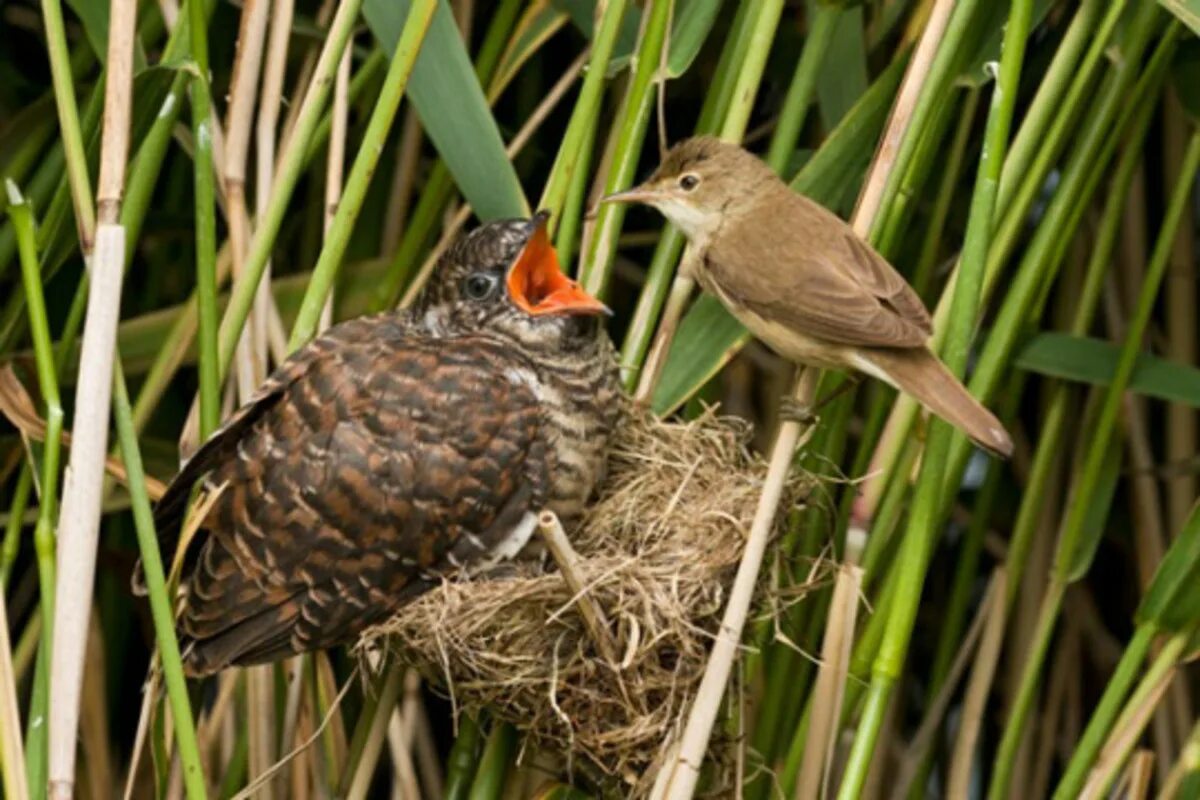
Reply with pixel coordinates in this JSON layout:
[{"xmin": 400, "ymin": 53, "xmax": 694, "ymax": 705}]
[{"xmin": 139, "ymin": 214, "xmax": 620, "ymax": 676}]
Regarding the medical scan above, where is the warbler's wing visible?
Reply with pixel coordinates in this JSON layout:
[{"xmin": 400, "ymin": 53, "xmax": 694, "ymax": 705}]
[{"xmin": 709, "ymin": 192, "xmax": 933, "ymax": 348}]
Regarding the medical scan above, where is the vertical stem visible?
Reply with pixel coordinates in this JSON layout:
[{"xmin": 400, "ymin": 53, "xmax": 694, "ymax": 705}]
[
  {"xmin": 0, "ymin": 586, "xmax": 28, "ymax": 800},
  {"xmin": 764, "ymin": 5, "xmax": 840, "ymax": 171},
  {"xmin": 7, "ymin": 184, "xmax": 63, "ymax": 800},
  {"xmin": 443, "ymin": 716, "xmax": 483, "ymax": 800},
  {"xmin": 990, "ymin": 120, "xmax": 1200, "ymax": 800},
  {"xmin": 224, "ymin": 0, "xmax": 272, "ymax": 403},
  {"xmin": 616, "ymin": 0, "xmax": 752, "ymax": 389},
  {"xmin": 1054, "ymin": 128, "xmax": 1200, "ymax": 582},
  {"xmin": 190, "ymin": 0, "xmax": 221, "ymax": 438},
  {"xmin": 36, "ymin": 0, "xmax": 96, "ymax": 251},
  {"xmin": 47, "ymin": 0, "xmax": 139, "ymax": 794},
  {"xmin": 344, "ymin": 665, "xmax": 405, "ymax": 800},
  {"xmin": 111, "ymin": 369, "xmax": 207, "ymax": 799},
  {"xmin": 1053, "ymin": 624, "xmax": 1157, "ymax": 799},
  {"xmin": 838, "ymin": 0, "xmax": 1033, "ymax": 793},
  {"xmin": 1162, "ymin": 92, "xmax": 1197, "ymax": 532},
  {"xmin": 537, "ymin": 0, "xmax": 631, "ymax": 223},
  {"xmin": 580, "ymin": 0, "xmax": 674, "ymax": 297},
  {"xmin": 466, "ymin": 724, "xmax": 517, "ymax": 800},
  {"xmin": 633, "ymin": 0, "xmax": 785, "ymax": 402},
  {"xmin": 320, "ymin": 45, "xmax": 352, "ymax": 331}
]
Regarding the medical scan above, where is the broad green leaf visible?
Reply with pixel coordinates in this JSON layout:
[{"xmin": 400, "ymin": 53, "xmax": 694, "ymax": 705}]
[
  {"xmin": 652, "ymin": 56, "xmax": 907, "ymax": 414},
  {"xmin": 1137, "ymin": 501, "xmax": 1200, "ymax": 632},
  {"xmin": 364, "ymin": 0, "xmax": 528, "ymax": 220},
  {"xmin": 815, "ymin": 3, "xmax": 869, "ymax": 130},
  {"xmin": 1015, "ymin": 332, "xmax": 1200, "ymax": 408},
  {"xmin": 1159, "ymin": 0, "xmax": 1200, "ymax": 37}
]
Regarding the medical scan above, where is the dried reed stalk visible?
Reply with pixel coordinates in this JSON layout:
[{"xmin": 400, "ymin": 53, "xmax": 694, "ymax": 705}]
[
  {"xmin": 47, "ymin": 0, "xmax": 137, "ymax": 795},
  {"xmin": 0, "ymin": 589, "xmax": 29, "ymax": 800},
  {"xmin": 223, "ymin": 0, "xmax": 271, "ymax": 402},
  {"xmin": 794, "ymin": 564, "xmax": 862, "ymax": 800}
]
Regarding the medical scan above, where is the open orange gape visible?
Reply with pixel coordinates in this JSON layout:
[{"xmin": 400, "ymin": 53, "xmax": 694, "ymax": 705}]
[{"xmin": 506, "ymin": 213, "xmax": 610, "ymax": 316}]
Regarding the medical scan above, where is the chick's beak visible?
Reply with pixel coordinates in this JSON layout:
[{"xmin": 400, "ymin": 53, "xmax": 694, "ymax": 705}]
[
  {"xmin": 599, "ymin": 182, "xmax": 662, "ymax": 206},
  {"xmin": 507, "ymin": 216, "xmax": 610, "ymax": 317}
]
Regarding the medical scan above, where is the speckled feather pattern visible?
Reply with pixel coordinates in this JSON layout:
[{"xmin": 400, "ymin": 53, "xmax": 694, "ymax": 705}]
[{"xmin": 147, "ymin": 221, "xmax": 621, "ymax": 676}]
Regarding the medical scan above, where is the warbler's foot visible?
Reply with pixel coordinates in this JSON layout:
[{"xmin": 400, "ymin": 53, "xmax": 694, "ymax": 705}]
[{"xmin": 779, "ymin": 397, "xmax": 818, "ymax": 425}]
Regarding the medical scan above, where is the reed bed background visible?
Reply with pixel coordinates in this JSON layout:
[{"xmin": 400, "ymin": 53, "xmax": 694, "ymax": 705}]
[{"xmin": 1, "ymin": 0, "xmax": 1199, "ymax": 797}]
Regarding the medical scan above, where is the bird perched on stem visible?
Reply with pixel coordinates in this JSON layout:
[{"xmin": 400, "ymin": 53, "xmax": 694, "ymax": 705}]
[
  {"xmin": 603, "ymin": 136, "xmax": 1012, "ymax": 457},
  {"xmin": 136, "ymin": 212, "xmax": 622, "ymax": 676}
]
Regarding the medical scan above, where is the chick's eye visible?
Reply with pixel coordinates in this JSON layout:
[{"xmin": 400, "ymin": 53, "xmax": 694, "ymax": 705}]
[
  {"xmin": 463, "ymin": 272, "xmax": 499, "ymax": 301},
  {"xmin": 679, "ymin": 173, "xmax": 700, "ymax": 191}
]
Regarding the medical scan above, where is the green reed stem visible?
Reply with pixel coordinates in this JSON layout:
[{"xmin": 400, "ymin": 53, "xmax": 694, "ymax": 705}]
[
  {"xmin": 290, "ymin": 0, "xmax": 437, "ymax": 350},
  {"xmin": 999, "ymin": 86, "xmax": 1156, "ymax": 616},
  {"xmin": 37, "ymin": 0, "xmax": 96, "ymax": 251},
  {"xmin": 912, "ymin": 86, "xmax": 979, "ymax": 298},
  {"xmin": 838, "ymin": 0, "xmax": 1033, "ymax": 793},
  {"xmin": 987, "ymin": 65, "xmax": 1195, "ymax": 800},
  {"xmin": 579, "ymin": 0, "xmax": 674, "ymax": 297},
  {"xmin": 467, "ymin": 722, "xmax": 517, "ymax": 800},
  {"xmin": 864, "ymin": 0, "xmax": 980, "ymax": 246},
  {"xmin": 616, "ymin": 0, "xmax": 755, "ymax": 387},
  {"xmin": 1051, "ymin": 623, "xmax": 1156, "ymax": 799},
  {"xmin": 444, "ymin": 715, "xmax": 484, "ymax": 800},
  {"xmin": 537, "ymin": 0, "xmax": 630, "ymax": 223},
  {"xmin": 111, "ymin": 367, "xmax": 206, "ymax": 799},
  {"xmin": 852, "ymin": 0, "xmax": 1123, "ymax": 506},
  {"xmin": 188, "ymin": 0, "xmax": 219, "ymax": 439},
  {"xmin": 7, "ymin": 184, "xmax": 64, "ymax": 800},
  {"xmin": 1082, "ymin": 632, "xmax": 1193, "ymax": 798},
  {"xmin": 764, "ymin": 5, "xmax": 840, "ymax": 168},
  {"xmin": 1053, "ymin": 134, "xmax": 1199, "ymax": 584},
  {"xmin": 555, "ymin": 113, "xmax": 598, "ymax": 271}
]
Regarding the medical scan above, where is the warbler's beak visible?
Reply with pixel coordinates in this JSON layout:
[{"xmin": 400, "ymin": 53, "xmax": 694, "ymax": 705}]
[
  {"xmin": 507, "ymin": 212, "xmax": 611, "ymax": 317},
  {"xmin": 599, "ymin": 183, "xmax": 662, "ymax": 206}
]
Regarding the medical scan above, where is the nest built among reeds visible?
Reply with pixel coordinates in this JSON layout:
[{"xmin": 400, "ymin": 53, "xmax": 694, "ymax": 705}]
[{"xmin": 362, "ymin": 408, "xmax": 825, "ymax": 792}]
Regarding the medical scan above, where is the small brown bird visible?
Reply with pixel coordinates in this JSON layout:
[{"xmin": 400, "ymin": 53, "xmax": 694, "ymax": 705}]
[
  {"xmin": 603, "ymin": 136, "xmax": 1012, "ymax": 457},
  {"xmin": 137, "ymin": 213, "xmax": 622, "ymax": 675}
]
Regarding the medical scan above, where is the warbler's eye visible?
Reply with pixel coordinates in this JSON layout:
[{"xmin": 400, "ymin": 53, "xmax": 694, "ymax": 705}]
[
  {"xmin": 679, "ymin": 173, "xmax": 700, "ymax": 191},
  {"xmin": 463, "ymin": 272, "xmax": 499, "ymax": 301}
]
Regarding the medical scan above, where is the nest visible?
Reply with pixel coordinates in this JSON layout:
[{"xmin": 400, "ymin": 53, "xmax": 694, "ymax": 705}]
[{"xmin": 362, "ymin": 408, "xmax": 822, "ymax": 793}]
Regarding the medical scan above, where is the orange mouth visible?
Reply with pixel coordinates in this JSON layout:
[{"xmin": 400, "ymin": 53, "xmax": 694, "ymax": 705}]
[{"xmin": 506, "ymin": 214, "xmax": 610, "ymax": 317}]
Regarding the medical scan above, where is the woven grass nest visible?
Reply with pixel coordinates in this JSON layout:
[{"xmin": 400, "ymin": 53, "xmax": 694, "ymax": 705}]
[{"xmin": 361, "ymin": 407, "xmax": 822, "ymax": 793}]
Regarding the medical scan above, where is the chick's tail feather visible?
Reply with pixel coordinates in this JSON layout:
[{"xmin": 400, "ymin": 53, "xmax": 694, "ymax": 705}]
[{"xmin": 862, "ymin": 347, "xmax": 1013, "ymax": 458}]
